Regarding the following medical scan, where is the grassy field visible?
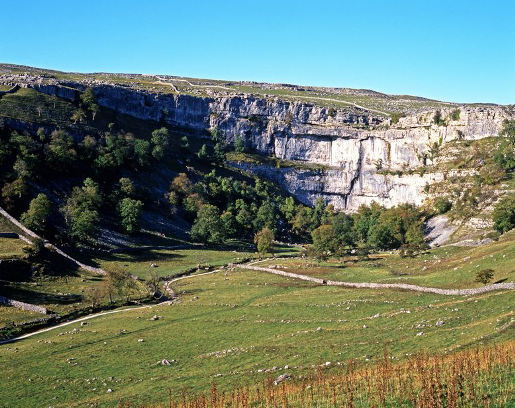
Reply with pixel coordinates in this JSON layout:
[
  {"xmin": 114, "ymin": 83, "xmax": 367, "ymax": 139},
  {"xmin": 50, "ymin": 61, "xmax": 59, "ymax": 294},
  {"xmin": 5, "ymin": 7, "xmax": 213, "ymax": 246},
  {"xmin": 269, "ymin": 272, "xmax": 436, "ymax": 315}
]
[
  {"xmin": 90, "ymin": 243, "xmax": 301, "ymax": 279},
  {"xmin": 258, "ymin": 231, "xmax": 515, "ymax": 289},
  {"xmin": 0, "ymin": 236, "xmax": 513, "ymax": 407},
  {"xmin": 0, "ymin": 236, "xmax": 26, "ymax": 259}
]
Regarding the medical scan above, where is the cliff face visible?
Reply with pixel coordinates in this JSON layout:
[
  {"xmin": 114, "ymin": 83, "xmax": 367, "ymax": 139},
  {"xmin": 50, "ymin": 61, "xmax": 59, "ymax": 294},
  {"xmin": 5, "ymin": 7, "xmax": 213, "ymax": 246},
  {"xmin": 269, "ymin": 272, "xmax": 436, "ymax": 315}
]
[
  {"xmin": 208, "ymin": 97, "xmax": 512, "ymax": 211},
  {"xmin": 11, "ymin": 79, "xmax": 514, "ymax": 211}
]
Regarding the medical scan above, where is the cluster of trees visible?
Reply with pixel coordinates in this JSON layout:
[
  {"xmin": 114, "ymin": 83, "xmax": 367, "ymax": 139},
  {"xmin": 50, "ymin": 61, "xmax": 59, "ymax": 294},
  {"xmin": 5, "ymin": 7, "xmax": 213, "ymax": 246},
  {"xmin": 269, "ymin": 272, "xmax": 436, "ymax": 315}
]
[
  {"xmin": 169, "ymin": 169, "xmax": 427, "ymax": 258},
  {"xmin": 169, "ymin": 170, "xmax": 337, "ymax": 244},
  {"xmin": 310, "ymin": 202, "xmax": 426, "ymax": 260},
  {"xmin": 0, "ymin": 128, "xmax": 165, "ymax": 243}
]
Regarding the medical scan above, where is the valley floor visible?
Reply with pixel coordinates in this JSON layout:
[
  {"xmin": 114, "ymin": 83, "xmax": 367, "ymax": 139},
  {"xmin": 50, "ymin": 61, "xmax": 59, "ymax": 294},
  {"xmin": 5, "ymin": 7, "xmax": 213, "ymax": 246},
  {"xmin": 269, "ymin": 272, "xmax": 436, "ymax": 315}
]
[{"xmin": 1, "ymin": 237, "xmax": 514, "ymax": 407}]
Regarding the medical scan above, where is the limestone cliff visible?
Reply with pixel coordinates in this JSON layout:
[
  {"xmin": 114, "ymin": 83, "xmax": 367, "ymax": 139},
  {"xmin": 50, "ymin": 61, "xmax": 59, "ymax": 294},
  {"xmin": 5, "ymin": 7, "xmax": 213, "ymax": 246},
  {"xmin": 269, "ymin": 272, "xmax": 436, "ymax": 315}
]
[{"xmin": 1, "ymin": 70, "xmax": 513, "ymax": 212}]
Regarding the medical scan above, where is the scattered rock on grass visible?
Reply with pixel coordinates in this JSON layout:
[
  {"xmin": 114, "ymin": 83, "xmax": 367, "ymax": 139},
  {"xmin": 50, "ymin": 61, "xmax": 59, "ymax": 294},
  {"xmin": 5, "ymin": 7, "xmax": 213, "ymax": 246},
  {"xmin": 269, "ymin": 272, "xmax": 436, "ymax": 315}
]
[{"xmin": 274, "ymin": 374, "xmax": 291, "ymax": 385}]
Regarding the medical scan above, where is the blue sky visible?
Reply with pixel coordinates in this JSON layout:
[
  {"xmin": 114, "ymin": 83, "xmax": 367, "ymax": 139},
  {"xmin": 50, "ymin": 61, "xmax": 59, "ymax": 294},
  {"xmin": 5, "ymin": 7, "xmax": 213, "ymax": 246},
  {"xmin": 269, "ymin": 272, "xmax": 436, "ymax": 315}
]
[{"xmin": 1, "ymin": 0, "xmax": 514, "ymax": 104}]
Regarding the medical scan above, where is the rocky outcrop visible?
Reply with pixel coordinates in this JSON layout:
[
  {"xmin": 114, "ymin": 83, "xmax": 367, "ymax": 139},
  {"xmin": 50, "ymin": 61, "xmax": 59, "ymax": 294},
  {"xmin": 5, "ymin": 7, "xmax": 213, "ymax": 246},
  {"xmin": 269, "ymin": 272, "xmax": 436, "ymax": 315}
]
[{"xmin": 2, "ymin": 74, "xmax": 513, "ymax": 211}]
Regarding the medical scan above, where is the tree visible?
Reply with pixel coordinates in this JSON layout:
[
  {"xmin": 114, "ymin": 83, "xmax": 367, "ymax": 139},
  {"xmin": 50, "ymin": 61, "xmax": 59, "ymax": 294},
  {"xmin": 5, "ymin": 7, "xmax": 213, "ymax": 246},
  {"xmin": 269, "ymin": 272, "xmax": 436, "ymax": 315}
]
[
  {"xmin": 197, "ymin": 144, "xmax": 210, "ymax": 161},
  {"xmin": 62, "ymin": 178, "xmax": 102, "ymax": 242},
  {"xmin": 213, "ymin": 142, "xmax": 226, "ymax": 162},
  {"xmin": 235, "ymin": 199, "xmax": 253, "ymax": 233},
  {"xmin": 494, "ymin": 120, "xmax": 515, "ymax": 172},
  {"xmin": 311, "ymin": 224, "xmax": 337, "ymax": 260},
  {"xmin": 171, "ymin": 173, "xmax": 192, "ymax": 195},
  {"xmin": 46, "ymin": 130, "xmax": 77, "ymax": 169},
  {"xmin": 331, "ymin": 212, "xmax": 355, "ymax": 250},
  {"xmin": 71, "ymin": 108, "xmax": 86, "ymax": 124},
  {"xmin": 145, "ymin": 270, "xmax": 160, "ymax": 297},
  {"xmin": 85, "ymin": 285, "xmax": 106, "ymax": 308},
  {"xmin": 475, "ymin": 269, "xmax": 494, "ymax": 285},
  {"xmin": 80, "ymin": 88, "xmax": 99, "ymax": 120},
  {"xmin": 221, "ymin": 211, "xmax": 236, "ymax": 238},
  {"xmin": 150, "ymin": 127, "xmax": 170, "ymax": 160},
  {"xmin": 434, "ymin": 197, "xmax": 452, "ymax": 214},
  {"xmin": 190, "ymin": 204, "xmax": 226, "ymax": 244},
  {"xmin": 180, "ymin": 135, "xmax": 189, "ymax": 149},
  {"xmin": 254, "ymin": 226, "xmax": 274, "ymax": 256},
  {"xmin": 106, "ymin": 267, "xmax": 134, "ymax": 302},
  {"xmin": 118, "ymin": 197, "xmax": 143, "ymax": 234},
  {"xmin": 280, "ymin": 196, "xmax": 296, "ymax": 222},
  {"xmin": 234, "ymin": 134, "xmax": 246, "ymax": 153},
  {"xmin": 253, "ymin": 200, "xmax": 279, "ymax": 233},
  {"xmin": 1, "ymin": 178, "xmax": 28, "ymax": 211},
  {"xmin": 352, "ymin": 202, "xmax": 383, "ymax": 243},
  {"xmin": 118, "ymin": 177, "xmax": 135, "ymax": 198},
  {"xmin": 492, "ymin": 194, "xmax": 515, "ymax": 234},
  {"xmin": 133, "ymin": 138, "xmax": 150, "ymax": 166},
  {"xmin": 21, "ymin": 193, "xmax": 52, "ymax": 233}
]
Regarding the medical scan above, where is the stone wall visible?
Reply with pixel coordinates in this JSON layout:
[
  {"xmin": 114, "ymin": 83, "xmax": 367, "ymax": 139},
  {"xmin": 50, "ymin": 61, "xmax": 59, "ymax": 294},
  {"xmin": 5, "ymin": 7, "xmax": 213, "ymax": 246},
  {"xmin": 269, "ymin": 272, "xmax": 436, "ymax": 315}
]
[{"xmin": 0, "ymin": 295, "xmax": 48, "ymax": 314}]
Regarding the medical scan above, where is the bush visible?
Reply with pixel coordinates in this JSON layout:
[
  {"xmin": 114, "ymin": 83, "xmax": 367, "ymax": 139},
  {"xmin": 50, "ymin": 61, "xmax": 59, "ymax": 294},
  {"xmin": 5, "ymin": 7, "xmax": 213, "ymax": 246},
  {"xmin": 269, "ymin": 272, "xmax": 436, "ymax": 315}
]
[
  {"xmin": 475, "ymin": 269, "xmax": 494, "ymax": 285},
  {"xmin": 434, "ymin": 197, "xmax": 452, "ymax": 215},
  {"xmin": 450, "ymin": 109, "xmax": 460, "ymax": 121},
  {"xmin": 492, "ymin": 194, "xmax": 515, "ymax": 234},
  {"xmin": 21, "ymin": 193, "xmax": 52, "ymax": 233},
  {"xmin": 118, "ymin": 197, "xmax": 143, "ymax": 234},
  {"xmin": 254, "ymin": 227, "xmax": 274, "ymax": 256}
]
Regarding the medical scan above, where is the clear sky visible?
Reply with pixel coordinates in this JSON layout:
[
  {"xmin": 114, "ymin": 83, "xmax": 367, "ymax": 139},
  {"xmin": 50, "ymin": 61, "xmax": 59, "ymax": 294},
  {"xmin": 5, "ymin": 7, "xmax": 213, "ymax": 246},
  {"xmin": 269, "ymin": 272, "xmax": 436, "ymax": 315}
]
[{"xmin": 1, "ymin": 0, "xmax": 514, "ymax": 104}]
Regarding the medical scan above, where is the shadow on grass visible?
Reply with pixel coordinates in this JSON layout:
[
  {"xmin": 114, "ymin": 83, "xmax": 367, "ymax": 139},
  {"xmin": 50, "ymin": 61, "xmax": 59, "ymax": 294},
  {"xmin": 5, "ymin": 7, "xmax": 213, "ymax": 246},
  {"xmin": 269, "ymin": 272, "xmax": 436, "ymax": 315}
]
[{"xmin": 0, "ymin": 284, "xmax": 82, "ymax": 305}]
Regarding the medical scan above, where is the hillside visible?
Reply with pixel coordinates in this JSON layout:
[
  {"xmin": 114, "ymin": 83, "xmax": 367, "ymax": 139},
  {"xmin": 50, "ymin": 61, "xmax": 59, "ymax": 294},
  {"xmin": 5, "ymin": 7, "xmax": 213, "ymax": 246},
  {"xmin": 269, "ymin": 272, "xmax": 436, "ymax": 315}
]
[{"xmin": 0, "ymin": 64, "xmax": 513, "ymax": 408}]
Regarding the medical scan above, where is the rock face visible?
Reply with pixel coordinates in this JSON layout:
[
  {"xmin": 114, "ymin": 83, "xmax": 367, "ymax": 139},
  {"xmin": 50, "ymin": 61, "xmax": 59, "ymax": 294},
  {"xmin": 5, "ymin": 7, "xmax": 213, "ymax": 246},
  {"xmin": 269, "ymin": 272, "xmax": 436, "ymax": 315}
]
[{"xmin": 4, "ymin": 76, "xmax": 513, "ymax": 211}]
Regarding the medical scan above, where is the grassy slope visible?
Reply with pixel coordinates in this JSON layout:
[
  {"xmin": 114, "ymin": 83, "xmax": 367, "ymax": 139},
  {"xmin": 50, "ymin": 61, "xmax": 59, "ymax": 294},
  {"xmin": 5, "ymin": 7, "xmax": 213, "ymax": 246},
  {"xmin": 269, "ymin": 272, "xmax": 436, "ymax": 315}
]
[
  {"xmin": 0, "ymin": 236, "xmax": 26, "ymax": 259},
  {"xmin": 90, "ymin": 243, "xmax": 300, "ymax": 279},
  {"xmin": 258, "ymin": 231, "xmax": 515, "ymax": 288},
  {"xmin": 0, "ymin": 238, "xmax": 513, "ymax": 407}
]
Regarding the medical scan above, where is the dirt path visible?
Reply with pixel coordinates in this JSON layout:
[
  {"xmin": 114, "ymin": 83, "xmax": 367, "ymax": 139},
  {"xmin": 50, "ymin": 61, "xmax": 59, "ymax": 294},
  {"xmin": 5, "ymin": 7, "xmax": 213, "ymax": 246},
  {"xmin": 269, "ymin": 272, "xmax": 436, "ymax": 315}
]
[{"xmin": 0, "ymin": 304, "xmax": 155, "ymax": 345}]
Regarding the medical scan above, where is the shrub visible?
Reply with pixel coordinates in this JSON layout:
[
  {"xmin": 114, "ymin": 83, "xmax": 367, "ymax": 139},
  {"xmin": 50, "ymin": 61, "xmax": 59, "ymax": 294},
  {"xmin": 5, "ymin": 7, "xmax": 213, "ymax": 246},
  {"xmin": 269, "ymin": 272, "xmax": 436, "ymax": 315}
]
[
  {"xmin": 450, "ymin": 108, "xmax": 460, "ymax": 121},
  {"xmin": 492, "ymin": 194, "xmax": 515, "ymax": 234},
  {"xmin": 254, "ymin": 226, "xmax": 274, "ymax": 256},
  {"xmin": 21, "ymin": 193, "xmax": 52, "ymax": 233},
  {"xmin": 434, "ymin": 197, "xmax": 452, "ymax": 214},
  {"xmin": 118, "ymin": 197, "xmax": 143, "ymax": 234},
  {"xmin": 475, "ymin": 269, "xmax": 494, "ymax": 285}
]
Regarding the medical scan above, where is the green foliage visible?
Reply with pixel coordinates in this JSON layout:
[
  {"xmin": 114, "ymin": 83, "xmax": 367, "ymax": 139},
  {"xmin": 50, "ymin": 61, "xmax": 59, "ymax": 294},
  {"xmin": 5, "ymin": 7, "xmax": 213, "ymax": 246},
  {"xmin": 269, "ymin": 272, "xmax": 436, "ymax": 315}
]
[
  {"xmin": 150, "ymin": 127, "xmax": 169, "ymax": 160},
  {"xmin": 492, "ymin": 194, "xmax": 515, "ymax": 234},
  {"xmin": 118, "ymin": 198, "xmax": 143, "ymax": 234},
  {"xmin": 433, "ymin": 197, "xmax": 452, "ymax": 214},
  {"xmin": 80, "ymin": 88, "xmax": 99, "ymax": 120},
  {"xmin": 475, "ymin": 268, "xmax": 494, "ymax": 284},
  {"xmin": 71, "ymin": 108, "xmax": 86, "ymax": 124},
  {"xmin": 254, "ymin": 226, "xmax": 274, "ymax": 256},
  {"xmin": 234, "ymin": 134, "xmax": 245, "ymax": 153},
  {"xmin": 62, "ymin": 178, "xmax": 102, "ymax": 242},
  {"xmin": 197, "ymin": 144, "xmax": 210, "ymax": 161},
  {"xmin": 20, "ymin": 193, "xmax": 52, "ymax": 233},
  {"xmin": 190, "ymin": 204, "xmax": 226, "ymax": 244},
  {"xmin": 253, "ymin": 200, "xmax": 279, "ymax": 233},
  {"xmin": 1, "ymin": 178, "xmax": 28, "ymax": 211},
  {"xmin": 450, "ymin": 108, "xmax": 460, "ymax": 121},
  {"xmin": 433, "ymin": 110, "xmax": 445, "ymax": 126},
  {"xmin": 118, "ymin": 177, "xmax": 135, "ymax": 198},
  {"xmin": 133, "ymin": 138, "xmax": 150, "ymax": 166},
  {"xmin": 46, "ymin": 130, "xmax": 77, "ymax": 169},
  {"xmin": 311, "ymin": 224, "xmax": 337, "ymax": 260},
  {"xmin": 390, "ymin": 112, "xmax": 405, "ymax": 124},
  {"xmin": 494, "ymin": 120, "xmax": 515, "ymax": 172}
]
